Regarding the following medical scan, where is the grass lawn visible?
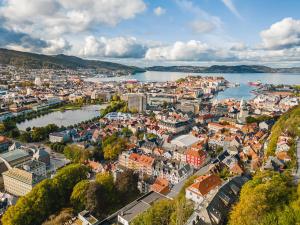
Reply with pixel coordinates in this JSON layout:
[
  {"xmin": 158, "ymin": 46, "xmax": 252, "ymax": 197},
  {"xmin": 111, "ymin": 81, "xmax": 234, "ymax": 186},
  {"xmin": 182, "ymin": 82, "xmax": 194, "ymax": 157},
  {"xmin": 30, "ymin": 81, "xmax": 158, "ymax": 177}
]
[{"xmin": 52, "ymin": 104, "xmax": 82, "ymax": 111}]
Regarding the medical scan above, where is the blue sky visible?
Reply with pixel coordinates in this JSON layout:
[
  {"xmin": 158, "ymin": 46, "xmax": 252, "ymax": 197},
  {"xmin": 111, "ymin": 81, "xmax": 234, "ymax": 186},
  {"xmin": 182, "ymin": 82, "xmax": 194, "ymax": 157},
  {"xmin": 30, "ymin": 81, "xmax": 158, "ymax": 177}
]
[{"xmin": 1, "ymin": 0, "xmax": 300, "ymax": 66}]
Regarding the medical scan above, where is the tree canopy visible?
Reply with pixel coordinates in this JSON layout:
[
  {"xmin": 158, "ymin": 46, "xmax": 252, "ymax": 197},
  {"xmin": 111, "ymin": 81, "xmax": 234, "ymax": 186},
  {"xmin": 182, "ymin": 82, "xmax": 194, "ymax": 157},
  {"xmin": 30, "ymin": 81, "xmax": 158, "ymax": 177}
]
[
  {"xmin": 63, "ymin": 144, "xmax": 91, "ymax": 163},
  {"xmin": 102, "ymin": 134, "xmax": 128, "ymax": 160},
  {"xmin": 266, "ymin": 105, "xmax": 300, "ymax": 157},
  {"xmin": 228, "ymin": 171, "xmax": 300, "ymax": 225}
]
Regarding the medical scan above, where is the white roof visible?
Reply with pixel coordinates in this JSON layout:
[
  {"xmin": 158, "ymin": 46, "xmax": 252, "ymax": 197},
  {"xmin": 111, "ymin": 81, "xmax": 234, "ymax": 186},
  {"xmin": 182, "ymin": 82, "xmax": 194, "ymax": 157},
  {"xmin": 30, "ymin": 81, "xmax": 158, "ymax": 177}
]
[{"xmin": 171, "ymin": 134, "xmax": 200, "ymax": 147}]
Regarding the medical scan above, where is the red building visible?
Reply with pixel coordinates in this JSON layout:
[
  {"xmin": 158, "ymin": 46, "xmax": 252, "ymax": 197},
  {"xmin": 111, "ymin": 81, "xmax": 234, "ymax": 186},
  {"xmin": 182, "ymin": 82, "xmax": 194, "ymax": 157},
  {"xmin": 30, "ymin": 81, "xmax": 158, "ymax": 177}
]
[{"xmin": 186, "ymin": 148, "xmax": 207, "ymax": 169}]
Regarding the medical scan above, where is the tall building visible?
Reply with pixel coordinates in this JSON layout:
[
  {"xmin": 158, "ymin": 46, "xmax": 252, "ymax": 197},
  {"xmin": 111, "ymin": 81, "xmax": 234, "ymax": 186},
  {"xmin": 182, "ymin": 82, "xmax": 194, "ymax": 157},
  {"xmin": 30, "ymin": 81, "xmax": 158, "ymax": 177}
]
[
  {"xmin": 237, "ymin": 98, "xmax": 249, "ymax": 124},
  {"xmin": 2, "ymin": 160, "xmax": 46, "ymax": 196},
  {"xmin": 34, "ymin": 77, "xmax": 42, "ymax": 86},
  {"xmin": 127, "ymin": 94, "xmax": 147, "ymax": 112}
]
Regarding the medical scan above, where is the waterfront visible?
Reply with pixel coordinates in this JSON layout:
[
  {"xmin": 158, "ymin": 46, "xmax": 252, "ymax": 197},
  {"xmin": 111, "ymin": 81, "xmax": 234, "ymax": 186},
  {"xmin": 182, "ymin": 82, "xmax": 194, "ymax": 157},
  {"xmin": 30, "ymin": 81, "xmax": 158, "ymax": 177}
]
[
  {"xmin": 86, "ymin": 71, "xmax": 300, "ymax": 100},
  {"xmin": 17, "ymin": 105, "xmax": 106, "ymax": 131}
]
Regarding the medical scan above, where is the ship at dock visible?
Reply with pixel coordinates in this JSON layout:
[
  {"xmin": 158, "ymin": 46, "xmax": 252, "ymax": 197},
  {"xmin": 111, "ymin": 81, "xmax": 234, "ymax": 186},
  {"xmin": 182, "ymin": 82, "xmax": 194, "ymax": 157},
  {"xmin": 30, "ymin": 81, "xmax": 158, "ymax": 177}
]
[{"xmin": 248, "ymin": 80, "xmax": 262, "ymax": 87}]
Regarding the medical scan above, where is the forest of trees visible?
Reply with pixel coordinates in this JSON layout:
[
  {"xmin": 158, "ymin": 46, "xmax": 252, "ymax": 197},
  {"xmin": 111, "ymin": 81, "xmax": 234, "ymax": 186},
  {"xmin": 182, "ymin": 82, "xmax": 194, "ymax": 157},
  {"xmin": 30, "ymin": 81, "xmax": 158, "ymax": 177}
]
[
  {"xmin": 1, "ymin": 164, "xmax": 140, "ymax": 225},
  {"xmin": 228, "ymin": 171, "xmax": 300, "ymax": 225},
  {"xmin": 102, "ymin": 133, "xmax": 128, "ymax": 160},
  {"xmin": 266, "ymin": 105, "xmax": 300, "ymax": 157},
  {"xmin": 69, "ymin": 170, "xmax": 139, "ymax": 220},
  {"xmin": 19, "ymin": 124, "xmax": 60, "ymax": 142}
]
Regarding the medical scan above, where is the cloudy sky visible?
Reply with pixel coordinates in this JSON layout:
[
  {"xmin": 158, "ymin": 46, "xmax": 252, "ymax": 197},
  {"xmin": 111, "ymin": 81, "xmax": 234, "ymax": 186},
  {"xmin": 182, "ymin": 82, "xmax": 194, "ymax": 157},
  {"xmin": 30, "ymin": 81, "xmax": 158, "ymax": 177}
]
[{"xmin": 1, "ymin": 0, "xmax": 300, "ymax": 67}]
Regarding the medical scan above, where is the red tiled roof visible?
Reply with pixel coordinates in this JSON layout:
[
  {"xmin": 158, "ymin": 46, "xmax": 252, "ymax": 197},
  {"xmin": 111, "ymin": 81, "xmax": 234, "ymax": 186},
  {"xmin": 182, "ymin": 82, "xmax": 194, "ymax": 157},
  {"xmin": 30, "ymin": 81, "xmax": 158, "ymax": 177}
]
[
  {"xmin": 150, "ymin": 177, "xmax": 169, "ymax": 194},
  {"xmin": 129, "ymin": 153, "xmax": 140, "ymax": 161},
  {"xmin": 189, "ymin": 174, "xmax": 222, "ymax": 196},
  {"xmin": 0, "ymin": 136, "xmax": 9, "ymax": 143},
  {"xmin": 186, "ymin": 148, "xmax": 206, "ymax": 158},
  {"xmin": 138, "ymin": 155, "xmax": 155, "ymax": 167}
]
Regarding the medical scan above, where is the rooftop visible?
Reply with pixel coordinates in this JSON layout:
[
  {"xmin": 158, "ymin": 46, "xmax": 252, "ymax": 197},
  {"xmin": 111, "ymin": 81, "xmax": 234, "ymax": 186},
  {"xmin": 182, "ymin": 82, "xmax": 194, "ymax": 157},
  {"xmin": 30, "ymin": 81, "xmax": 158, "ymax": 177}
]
[
  {"xmin": 100, "ymin": 191, "xmax": 169, "ymax": 225},
  {"xmin": 188, "ymin": 174, "xmax": 222, "ymax": 196},
  {"xmin": 0, "ymin": 149, "xmax": 30, "ymax": 163},
  {"xmin": 2, "ymin": 167, "xmax": 40, "ymax": 185},
  {"xmin": 171, "ymin": 134, "xmax": 200, "ymax": 147}
]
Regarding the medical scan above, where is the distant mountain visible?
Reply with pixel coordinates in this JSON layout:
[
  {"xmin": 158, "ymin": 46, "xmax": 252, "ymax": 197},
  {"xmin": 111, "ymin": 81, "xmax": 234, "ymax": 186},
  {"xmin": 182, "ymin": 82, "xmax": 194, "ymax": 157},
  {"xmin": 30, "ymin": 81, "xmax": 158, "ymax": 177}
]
[
  {"xmin": 0, "ymin": 48, "xmax": 145, "ymax": 74},
  {"xmin": 146, "ymin": 65, "xmax": 300, "ymax": 73},
  {"xmin": 1, "ymin": 48, "xmax": 300, "ymax": 75}
]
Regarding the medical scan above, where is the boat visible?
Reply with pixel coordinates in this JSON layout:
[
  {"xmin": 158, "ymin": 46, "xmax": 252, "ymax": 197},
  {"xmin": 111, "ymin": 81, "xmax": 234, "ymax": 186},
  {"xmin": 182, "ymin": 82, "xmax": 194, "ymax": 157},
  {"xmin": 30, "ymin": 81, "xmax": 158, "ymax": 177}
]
[
  {"xmin": 248, "ymin": 80, "xmax": 262, "ymax": 87},
  {"xmin": 125, "ymin": 79, "xmax": 138, "ymax": 84}
]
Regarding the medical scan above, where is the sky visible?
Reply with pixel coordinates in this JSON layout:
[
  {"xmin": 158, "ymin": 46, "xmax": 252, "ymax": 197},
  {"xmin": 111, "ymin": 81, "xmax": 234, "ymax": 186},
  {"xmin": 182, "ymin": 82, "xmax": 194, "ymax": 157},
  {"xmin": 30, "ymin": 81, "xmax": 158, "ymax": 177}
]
[{"xmin": 1, "ymin": 0, "xmax": 300, "ymax": 67}]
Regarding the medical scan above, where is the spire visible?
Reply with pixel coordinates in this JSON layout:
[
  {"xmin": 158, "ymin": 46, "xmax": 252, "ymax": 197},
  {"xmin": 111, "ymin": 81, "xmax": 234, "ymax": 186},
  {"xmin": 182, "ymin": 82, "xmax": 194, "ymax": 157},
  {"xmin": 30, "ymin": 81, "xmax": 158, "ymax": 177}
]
[{"xmin": 240, "ymin": 98, "xmax": 244, "ymax": 109}]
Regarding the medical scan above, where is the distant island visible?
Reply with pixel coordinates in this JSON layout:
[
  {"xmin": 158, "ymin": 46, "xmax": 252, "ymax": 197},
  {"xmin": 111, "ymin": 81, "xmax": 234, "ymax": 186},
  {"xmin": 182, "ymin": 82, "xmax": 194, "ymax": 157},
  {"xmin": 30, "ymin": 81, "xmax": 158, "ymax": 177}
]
[
  {"xmin": 146, "ymin": 65, "xmax": 300, "ymax": 73},
  {"xmin": 1, "ymin": 48, "xmax": 300, "ymax": 75}
]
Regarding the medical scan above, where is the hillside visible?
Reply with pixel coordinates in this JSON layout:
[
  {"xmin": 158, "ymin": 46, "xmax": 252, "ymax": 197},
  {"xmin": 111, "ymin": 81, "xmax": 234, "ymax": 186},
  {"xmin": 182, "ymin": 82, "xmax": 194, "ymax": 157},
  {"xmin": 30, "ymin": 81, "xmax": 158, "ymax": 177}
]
[
  {"xmin": 0, "ymin": 48, "xmax": 145, "ymax": 74},
  {"xmin": 228, "ymin": 106, "xmax": 300, "ymax": 225},
  {"xmin": 1, "ymin": 48, "xmax": 300, "ymax": 75},
  {"xmin": 146, "ymin": 65, "xmax": 300, "ymax": 73}
]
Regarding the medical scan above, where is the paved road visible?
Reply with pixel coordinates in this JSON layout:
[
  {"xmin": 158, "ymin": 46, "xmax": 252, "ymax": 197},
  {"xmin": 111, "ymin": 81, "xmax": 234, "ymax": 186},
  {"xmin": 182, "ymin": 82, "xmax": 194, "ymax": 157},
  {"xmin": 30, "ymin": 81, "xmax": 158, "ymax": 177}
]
[{"xmin": 167, "ymin": 158, "xmax": 212, "ymax": 198}]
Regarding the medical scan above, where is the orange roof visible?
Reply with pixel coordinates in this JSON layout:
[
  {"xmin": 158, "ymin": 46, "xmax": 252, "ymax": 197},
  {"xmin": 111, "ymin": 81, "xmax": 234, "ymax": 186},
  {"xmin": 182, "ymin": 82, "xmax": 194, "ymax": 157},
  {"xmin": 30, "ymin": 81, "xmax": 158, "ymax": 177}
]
[
  {"xmin": 129, "ymin": 153, "xmax": 140, "ymax": 161},
  {"xmin": 208, "ymin": 122, "xmax": 224, "ymax": 128},
  {"xmin": 150, "ymin": 177, "xmax": 170, "ymax": 194},
  {"xmin": 126, "ymin": 143, "xmax": 136, "ymax": 150},
  {"xmin": 0, "ymin": 136, "xmax": 8, "ymax": 143},
  {"xmin": 230, "ymin": 163, "xmax": 244, "ymax": 174},
  {"xmin": 88, "ymin": 160, "xmax": 100, "ymax": 169},
  {"xmin": 138, "ymin": 155, "xmax": 155, "ymax": 166},
  {"xmin": 189, "ymin": 174, "xmax": 222, "ymax": 196},
  {"xmin": 186, "ymin": 148, "xmax": 206, "ymax": 158},
  {"xmin": 153, "ymin": 148, "xmax": 164, "ymax": 156},
  {"xmin": 276, "ymin": 151, "xmax": 291, "ymax": 161}
]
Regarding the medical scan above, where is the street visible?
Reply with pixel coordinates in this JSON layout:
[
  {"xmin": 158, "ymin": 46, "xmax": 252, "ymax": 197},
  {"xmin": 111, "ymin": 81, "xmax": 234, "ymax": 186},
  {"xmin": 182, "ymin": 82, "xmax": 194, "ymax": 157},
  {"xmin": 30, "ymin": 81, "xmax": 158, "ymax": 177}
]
[{"xmin": 167, "ymin": 158, "xmax": 212, "ymax": 198}]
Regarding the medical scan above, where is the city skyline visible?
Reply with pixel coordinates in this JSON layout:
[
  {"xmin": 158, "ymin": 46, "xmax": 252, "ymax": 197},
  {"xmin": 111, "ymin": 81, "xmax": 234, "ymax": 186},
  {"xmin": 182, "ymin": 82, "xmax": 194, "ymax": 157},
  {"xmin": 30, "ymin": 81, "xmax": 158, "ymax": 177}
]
[{"xmin": 0, "ymin": 0, "xmax": 300, "ymax": 67}]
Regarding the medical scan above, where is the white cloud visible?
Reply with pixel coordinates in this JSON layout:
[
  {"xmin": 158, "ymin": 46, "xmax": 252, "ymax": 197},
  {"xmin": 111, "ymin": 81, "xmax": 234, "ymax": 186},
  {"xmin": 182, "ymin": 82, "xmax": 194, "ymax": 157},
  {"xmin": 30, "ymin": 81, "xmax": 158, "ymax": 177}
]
[
  {"xmin": 0, "ymin": 0, "xmax": 146, "ymax": 39},
  {"xmin": 176, "ymin": 0, "xmax": 222, "ymax": 35},
  {"xmin": 5, "ymin": 37, "xmax": 71, "ymax": 55},
  {"xmin": 79, "ymin": 36, "xmax": 147, "ymax": 58},
  {"xmin": 260, "ymin": 17, "xmax": 300, "ymax": 50},
  {"xmin": 154, "ymin": 6, "xmax": 166, "ymax": 16},
  {"xmin": 221, "ymin": 0, "xmax": 242, "ymax": 19},
  {"xmin": 230, "ymin": 42, "xmax": 247, "ymax": 51},
  {"xmin": 42, "ymin": 38, "xmax": 72, "ymax": 54},
  {"xmin": 145, "ymin": 40, "xmax": 224, "ymax": 61},
  {"xmin": 189, "ymin": 20, "xmax": 216, "ymax": 33}
]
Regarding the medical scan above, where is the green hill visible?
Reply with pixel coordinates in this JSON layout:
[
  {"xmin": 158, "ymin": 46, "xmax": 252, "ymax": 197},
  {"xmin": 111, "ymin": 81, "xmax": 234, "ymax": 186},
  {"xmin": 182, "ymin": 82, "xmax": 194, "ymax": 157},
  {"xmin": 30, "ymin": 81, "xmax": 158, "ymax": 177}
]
[{"xmin": 0, "ymin": 48, "xmax": 145, "ymax": 74}]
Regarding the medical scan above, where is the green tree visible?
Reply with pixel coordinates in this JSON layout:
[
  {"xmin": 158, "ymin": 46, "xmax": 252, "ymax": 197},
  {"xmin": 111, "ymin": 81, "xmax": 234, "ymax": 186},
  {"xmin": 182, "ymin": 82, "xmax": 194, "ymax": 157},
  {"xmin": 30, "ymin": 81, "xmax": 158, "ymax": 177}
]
[
  {"xmin": 228, "ymin": 172, "xmax": 295, "ymax": 225},
  {"xmin": 42, "ymin": 208, "xmax": 74, "ymax": 225},
  {"xmin": 103, "ymin": 136, "xmax": 127, "ymax": 160},
  {"xmin": 63, "ymin": 145, "xmax": 90, "ymax": 163},
  {"xmin": 132, "ymin": 199, "xmax": 175, "ymax": 225},
  {"xmin": 70, "ymin": 180, "xmax": 90, "ymax": 212},
  {"xmin": 85, "ymin": 182, "xmax": 109, "ymax": 219},
  {"xmin": 95, "ymin": 172, "xmax": 114, "ymax": 193},
  {"xmin": 115, "ymin": 169, "xmax": 138, "ymax": 193},
  {"xmin": 170, "ymin": 197, "xmax": 193, "ymax": 225}
]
